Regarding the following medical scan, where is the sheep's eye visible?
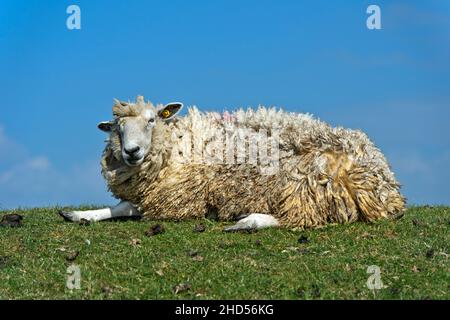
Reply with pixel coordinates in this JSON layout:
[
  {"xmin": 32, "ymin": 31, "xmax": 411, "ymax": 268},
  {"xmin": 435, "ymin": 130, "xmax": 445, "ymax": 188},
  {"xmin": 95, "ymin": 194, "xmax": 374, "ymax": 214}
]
[{"xmin": 148, "ymin": 118, "xmax": 155, "ymax": 124}]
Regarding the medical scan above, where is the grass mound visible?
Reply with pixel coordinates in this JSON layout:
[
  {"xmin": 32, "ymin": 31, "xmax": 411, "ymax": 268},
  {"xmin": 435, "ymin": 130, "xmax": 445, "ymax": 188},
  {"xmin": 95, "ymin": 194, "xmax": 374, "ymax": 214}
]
[{"xmin": 0, "ymin": 206, "xmax": 448, "ymax": 299}]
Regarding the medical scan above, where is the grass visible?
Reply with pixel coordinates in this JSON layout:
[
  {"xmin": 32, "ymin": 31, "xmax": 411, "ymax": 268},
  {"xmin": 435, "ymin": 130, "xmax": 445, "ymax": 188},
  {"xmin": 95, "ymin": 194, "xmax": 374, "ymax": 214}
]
[{"xmin": 0, "ymin": 206, "xmax": 449, "ymax": 300}]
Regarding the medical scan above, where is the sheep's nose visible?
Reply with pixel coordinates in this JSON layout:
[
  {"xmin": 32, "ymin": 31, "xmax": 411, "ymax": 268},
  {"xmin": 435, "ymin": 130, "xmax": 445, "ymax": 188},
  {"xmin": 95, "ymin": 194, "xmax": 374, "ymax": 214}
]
[{"xmin": 125, "ymin": 146, "xmax": 140, "ymax": 155}]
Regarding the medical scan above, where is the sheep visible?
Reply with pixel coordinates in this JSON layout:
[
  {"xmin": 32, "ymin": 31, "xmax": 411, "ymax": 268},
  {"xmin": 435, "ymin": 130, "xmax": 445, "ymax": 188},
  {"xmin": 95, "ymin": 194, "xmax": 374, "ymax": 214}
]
[{"xmin": 59, "ymin": 95, "xmax": 405, "ymax": 230}]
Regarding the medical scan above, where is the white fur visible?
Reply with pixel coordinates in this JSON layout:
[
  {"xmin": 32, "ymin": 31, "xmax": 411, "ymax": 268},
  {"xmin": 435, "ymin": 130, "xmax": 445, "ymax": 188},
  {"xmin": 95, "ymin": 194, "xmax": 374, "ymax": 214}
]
[
  {"xmin": 143, "ymin": 109, "xmax": 154, "ymax": 120},
  {"xmin": 60, "ymin": 201, "xmax": 140, "ymax": 222},
  {"xmin": 224, "ymin": 213, "xmax": 279, "ymax": 231}
]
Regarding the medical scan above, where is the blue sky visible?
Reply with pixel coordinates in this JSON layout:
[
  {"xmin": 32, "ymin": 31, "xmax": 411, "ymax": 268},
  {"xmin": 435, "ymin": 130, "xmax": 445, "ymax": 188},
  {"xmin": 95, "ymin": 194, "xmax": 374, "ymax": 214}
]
[{"xmin": 0, "ymin": 0, "xmax": 449, "ymax": 208}]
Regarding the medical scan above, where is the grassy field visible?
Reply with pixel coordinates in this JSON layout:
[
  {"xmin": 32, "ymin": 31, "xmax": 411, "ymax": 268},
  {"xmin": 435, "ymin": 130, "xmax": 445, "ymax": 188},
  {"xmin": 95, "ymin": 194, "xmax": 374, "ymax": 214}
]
[{"xmin": 0, "ymin": 206, "xmax": 448, "ymax": 300}]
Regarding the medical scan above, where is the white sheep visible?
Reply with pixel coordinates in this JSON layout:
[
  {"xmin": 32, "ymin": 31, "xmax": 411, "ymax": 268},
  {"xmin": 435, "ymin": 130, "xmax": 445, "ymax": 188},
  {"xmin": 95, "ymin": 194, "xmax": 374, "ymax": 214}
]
[{"xmin": 59, "ymin": 96, "xmax": 405, "ymax": 230}]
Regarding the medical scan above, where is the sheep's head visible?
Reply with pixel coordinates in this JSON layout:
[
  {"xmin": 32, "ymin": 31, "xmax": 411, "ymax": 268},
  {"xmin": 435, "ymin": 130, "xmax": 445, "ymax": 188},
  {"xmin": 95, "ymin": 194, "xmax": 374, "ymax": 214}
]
[{"xmin": 98, "ymin": 95, "xmax": 183, "ymax": 167}]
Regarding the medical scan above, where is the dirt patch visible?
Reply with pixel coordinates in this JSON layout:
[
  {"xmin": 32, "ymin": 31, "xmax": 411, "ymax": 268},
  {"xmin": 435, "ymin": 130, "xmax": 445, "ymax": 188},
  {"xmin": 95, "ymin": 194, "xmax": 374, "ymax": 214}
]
[
  {"xmin": 298, "ymin": 235, "xmax": 309, "ymax": 244},
  {"xmin": 0, "ymin": 214, "xmax": 23, "ymax": 228},
  {"xmin": 193, "ymin": 224, "xmax": 206, "ymax": 233},
  {"xmin": 0, "ymin": 256, "xmax": 12, "ymax": 268},
  {"xmin": 173, "ymin": 283, "xmax": 191, "ymax": 295},
  {"xmin": 145, "ymin": 224, "xmax": 165, "ymax": 236},
  {"xmin": 66, "ymin": 250, "xmax": 80, "ymax": 262}
]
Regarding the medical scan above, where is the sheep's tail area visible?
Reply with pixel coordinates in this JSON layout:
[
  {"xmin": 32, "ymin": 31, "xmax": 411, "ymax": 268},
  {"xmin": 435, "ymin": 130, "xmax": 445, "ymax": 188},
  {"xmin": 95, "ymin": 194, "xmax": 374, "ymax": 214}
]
[{"xmin": 275, "ymin": 151, "xmax": 406, "ymax": 229}]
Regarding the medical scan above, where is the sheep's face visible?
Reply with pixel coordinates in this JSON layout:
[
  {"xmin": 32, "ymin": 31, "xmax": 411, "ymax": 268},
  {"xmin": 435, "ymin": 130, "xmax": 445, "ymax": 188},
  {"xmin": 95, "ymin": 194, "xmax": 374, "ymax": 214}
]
[{"xmin": 98, "ymin": 96, "xmax": 183, "ymax": 167}]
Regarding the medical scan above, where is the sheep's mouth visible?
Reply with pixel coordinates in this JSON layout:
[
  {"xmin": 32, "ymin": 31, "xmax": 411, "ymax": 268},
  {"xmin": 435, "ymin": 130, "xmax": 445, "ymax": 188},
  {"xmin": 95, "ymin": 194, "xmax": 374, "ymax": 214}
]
[{"xmin": 124, "ymin": 156, "xmax": 144, "ymax": 167}]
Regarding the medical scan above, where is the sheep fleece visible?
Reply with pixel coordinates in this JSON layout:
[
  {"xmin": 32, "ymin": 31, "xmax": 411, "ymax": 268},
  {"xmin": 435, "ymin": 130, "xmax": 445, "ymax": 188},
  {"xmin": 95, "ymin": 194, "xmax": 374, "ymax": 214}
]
[{"xmin": 101, "ymin": 104, "xmax": 405, "ymax": 229}]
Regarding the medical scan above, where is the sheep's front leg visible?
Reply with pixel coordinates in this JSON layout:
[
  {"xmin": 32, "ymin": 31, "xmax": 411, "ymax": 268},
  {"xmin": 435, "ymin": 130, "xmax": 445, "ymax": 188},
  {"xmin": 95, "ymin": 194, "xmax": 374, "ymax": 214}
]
[
  {"xmin": 58, "ymin": 201, "xmax": 141, "ymax": 222},
  {"xmin": 224, "ymin": 213, "xmax": 279, "ymax": 232}
]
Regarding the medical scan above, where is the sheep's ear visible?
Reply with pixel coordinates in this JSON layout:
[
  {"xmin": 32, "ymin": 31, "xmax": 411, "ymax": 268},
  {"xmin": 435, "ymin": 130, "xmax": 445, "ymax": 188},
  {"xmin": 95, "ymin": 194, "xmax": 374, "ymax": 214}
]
[
  {"xmin": 98, "ymin": 121, "xmax": 113, "ymax": 132},
  {"xmin": 158, "ymin": 102, "xmax": 183, "ymax": 121}
]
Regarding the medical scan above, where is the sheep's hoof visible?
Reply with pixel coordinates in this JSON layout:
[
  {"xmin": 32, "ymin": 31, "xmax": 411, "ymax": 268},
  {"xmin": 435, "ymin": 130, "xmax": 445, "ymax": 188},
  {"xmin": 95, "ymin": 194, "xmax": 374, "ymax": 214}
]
[
  {"xmin": 58, "ymin": 210, "xmax": 75, "ymax": 222},
  {"xmin": 224, "ymin": 213, "xmax": 279, "ymax": 232}
]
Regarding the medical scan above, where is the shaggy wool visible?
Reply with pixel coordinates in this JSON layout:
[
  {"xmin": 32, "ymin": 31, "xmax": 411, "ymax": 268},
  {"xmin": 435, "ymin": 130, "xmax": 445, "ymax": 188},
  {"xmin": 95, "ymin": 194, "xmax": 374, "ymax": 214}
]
[{"xmin": 101, "ymin": 97, "xmax": 405, "ymax": 229}]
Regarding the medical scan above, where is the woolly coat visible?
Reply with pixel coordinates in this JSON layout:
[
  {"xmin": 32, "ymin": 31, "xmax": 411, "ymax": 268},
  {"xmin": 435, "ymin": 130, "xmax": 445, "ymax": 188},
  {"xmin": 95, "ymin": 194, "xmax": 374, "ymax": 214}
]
[{"xmin": 101, "ymin": 105, "xmax": 405, "ymax": 229}]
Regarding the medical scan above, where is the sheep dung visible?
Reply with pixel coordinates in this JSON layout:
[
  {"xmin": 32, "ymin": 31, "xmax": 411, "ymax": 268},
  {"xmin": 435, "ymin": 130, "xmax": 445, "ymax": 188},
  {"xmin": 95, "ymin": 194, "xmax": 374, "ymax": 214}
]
[
  {"xmin": 0, "ymin": 214, "xmax": 23, "ymax": 228},
  {"xmin": 145, "ymin": 224, "xmax": 165, "ymax": 236}
]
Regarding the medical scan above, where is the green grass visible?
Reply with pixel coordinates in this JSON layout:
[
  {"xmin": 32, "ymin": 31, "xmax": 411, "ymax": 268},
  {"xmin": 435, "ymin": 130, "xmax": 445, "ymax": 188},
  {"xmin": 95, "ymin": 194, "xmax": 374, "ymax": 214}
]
[{"xmin": 0, "ymin": 206, "xmax": 449, "ymax": 300}]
